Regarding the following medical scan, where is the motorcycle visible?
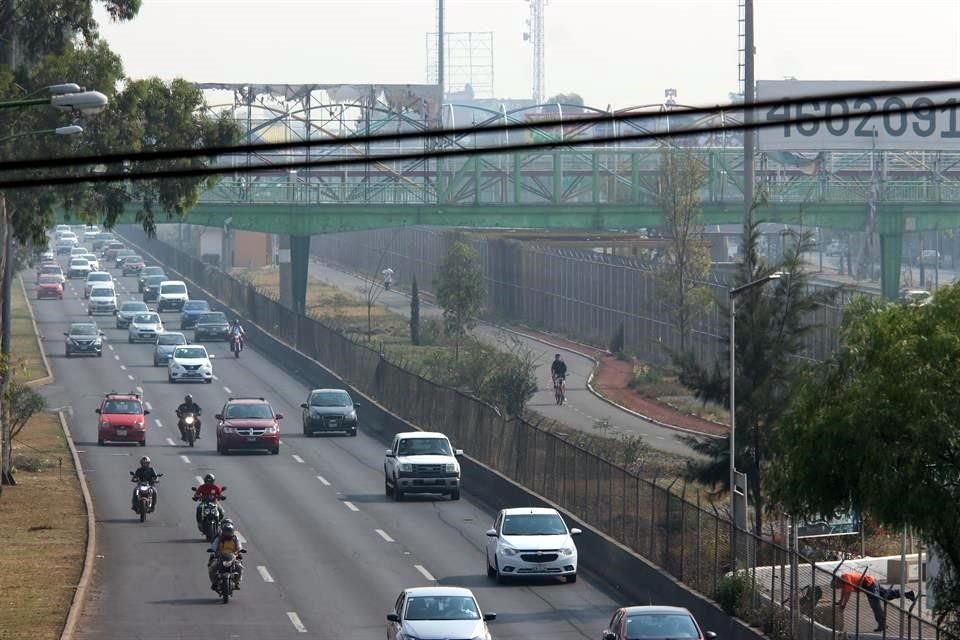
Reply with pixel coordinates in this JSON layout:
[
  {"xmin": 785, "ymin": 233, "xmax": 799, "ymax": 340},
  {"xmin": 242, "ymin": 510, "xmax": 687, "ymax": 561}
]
[
  {"xmin": 192, "ymin": 486, "xmax": 227, "ymax": 542},
  {"xmin": 130, "ymin": 471, "xmax": 163, "ymax": 523},
  {"xmin": 209, "ymin": 548, "xmax": 246, "ymax": 603},
  {"xmin": 230, "ymin": 333, "xmax": 243, "ymax": 358},
  {"xmin": 178, "ymin": 411, "xmax": 200, "ymax": 447}
]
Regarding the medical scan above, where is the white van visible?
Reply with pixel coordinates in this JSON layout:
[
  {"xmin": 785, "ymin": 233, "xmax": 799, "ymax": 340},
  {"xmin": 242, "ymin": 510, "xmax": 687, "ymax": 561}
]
[{"xmin": 157, "ymin": 280, "xmax": 189, "ymax": 312}]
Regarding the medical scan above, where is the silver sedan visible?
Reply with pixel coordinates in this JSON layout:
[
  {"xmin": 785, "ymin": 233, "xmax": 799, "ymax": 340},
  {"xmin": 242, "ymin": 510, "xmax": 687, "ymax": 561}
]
[{"xmin": 128, "ymin": 312, "xmax": 164, "ymax": 343}]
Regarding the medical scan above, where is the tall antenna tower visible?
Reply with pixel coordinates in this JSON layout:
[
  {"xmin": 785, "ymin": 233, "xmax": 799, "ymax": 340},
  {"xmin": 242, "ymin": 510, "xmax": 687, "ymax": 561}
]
[{"xmin": 523, "ymin": 0, "xmax": 546, "ymax": 104}]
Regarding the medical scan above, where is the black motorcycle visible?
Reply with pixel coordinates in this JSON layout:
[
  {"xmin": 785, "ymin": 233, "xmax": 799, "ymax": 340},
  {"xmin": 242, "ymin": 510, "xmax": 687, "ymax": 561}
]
[
  {"xmin": 178, "ymin": 411, "xmax": 200, "ymax": 447},
  {"xmin": 209, "ymin": 549, "xmax": 246, "ymax": 603},
  {"xmin": 130, "ymin": 472, "xmax": 163, "ymax": 523},
  {"xmin": 192, "ymin": 487, "xmax": 227, "ymax": 542}
]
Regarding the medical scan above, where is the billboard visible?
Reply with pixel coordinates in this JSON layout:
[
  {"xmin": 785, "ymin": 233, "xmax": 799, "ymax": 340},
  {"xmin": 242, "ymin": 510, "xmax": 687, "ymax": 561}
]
[
  {"xmin": 796, "ymin": 512, "xmax": 860, "ymax": 539},
  {"xmin": 756, "ymin": 80, "xmax": 960, "ymax": 151}
]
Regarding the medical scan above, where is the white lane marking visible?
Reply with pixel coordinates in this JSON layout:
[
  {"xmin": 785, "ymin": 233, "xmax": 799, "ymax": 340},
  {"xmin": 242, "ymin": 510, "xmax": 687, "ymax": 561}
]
[
  {"xmin": 223, "ymin": 386, "xmax": 232, "ymax": 394},
  {"xmin": 136, "ymin": 386, "xmax": 143, "ymax": 394},
  {"xmin": 165, "ymin": 437, "xmax": 176, "ymax": 446},
  {"xmin": 414, "ymin": 565, "xmax": 436, "ymax": 582},
  {"xmin": 154, "ymin": 419, "xmax": 163, "ymax": 428},
  {"xmin": 291, "ymin": 454, "xmax": 304, "ymax": 464},
  {"xmin": 257, "ymin": 566, "xmax": 275, "ymax": 583},
  {"xmin": 194, "ymin": 475, "xmax": 204, "ymax": 484},
  {"xmin": 108, "ymin": 344, "xmax": 114, "ymax": 351},
  {"xmin": 286, "ymin": 612, "xmax": 307, "ymax": 633},
  {"xmin": 343, "ymin": 501, "xmax": 359, "ymax": 512},
  {"xmin": 145, "ymin": 401, "xmax": 152, "ymax": 411},
  {"xmin": 236, "ymin": 532, "xmax": 247, "ymax": 544},
  {"xmin": 113, "ymin": 355, "xmax": 120, "ymax": 360},
  {"xmin": 375, "ymin": 529, "xmax": 395, "ymax": 543},
  {"xmin": 120, "ymin": 364, "xmax": 126, "ymax": 370},
  {"xmin": 127, "ymin": 374, "xmax": 134, "ymax": 381},
  {"xmin": 212, "ymin": 375, "xmax": 219, "ymax": 381},
  {"xmin": 179, "ymin": 455, "xmax": 191, "ymax": 464},
  {"xmin": 316, "ymin": 475, "xmax": 331, "ymax": 486}
]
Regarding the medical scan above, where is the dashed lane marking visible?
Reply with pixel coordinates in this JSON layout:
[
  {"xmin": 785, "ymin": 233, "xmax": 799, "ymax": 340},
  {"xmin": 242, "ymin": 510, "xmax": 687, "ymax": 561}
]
[
  {"xmin": 145, "ymin": 401, "xmax": 152, "ymax": 411},
  {"xmin": 127, "ymin": 374, "xmax": 134, "ymax": 381},
  {"xmin": 343, "ymin": 501, "xmax": 359, "ymax": 512},
  {"xmin": 194, "ymin": 475, "xmax": 203, "ymax": 484},
  {"xmin": 113, "ymin": 355, "xmax": 120, "ymax": 360},
  {"xmin": 286, "ymin": 612, "xmax": 307, "ymax": 633},
  {"xmin": 316, "ymin": 475, "xmax": 331, "ymax": 486},
  {"xmin": 179, "ymin": 455, "xmax": 191, "ymax": 464},
  {"xmin": 223, "ymin": 386, "xmax": 232, "ymax": 394},
  {"xmin": 154, "ymin": 419, "xmax": 163, "ymax": 428},
  {"xmin": 257, "ymin": 566, "xmax": 275, "ymax": 583},
  {"xmin": 120, "ymin": 364, "xmax": 126, "ymax": 370},
  {"xmin": 108, "ymin": 344, "xmax": 114, "ymax": 351},
  {"xmin": 236, "ymin": 532, "xmax": 247, "ymax": 544},
  {"xmin": 291, "ymin": 454, "xmax": 304, "ymax": 464},
  {"xmin": 165, "ymin": 438, "xmax": 176, "ymax": 446},
  {"xmin": 375, "ymin": 529, "xmax": 395, "ymax": 543},
  {"xmin": 414, "ymin": 565, "xmax": 436, "ymax": 582},
  {"xmin": 136, "ymin": 386, "xmax": 143, "ymax": 394}
]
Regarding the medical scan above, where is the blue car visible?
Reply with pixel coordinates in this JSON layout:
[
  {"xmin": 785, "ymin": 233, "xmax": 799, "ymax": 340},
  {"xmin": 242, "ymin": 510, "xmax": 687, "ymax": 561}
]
[{"xmin": 179, "ymin": 299, "xmax": 211, "ymax": 330}]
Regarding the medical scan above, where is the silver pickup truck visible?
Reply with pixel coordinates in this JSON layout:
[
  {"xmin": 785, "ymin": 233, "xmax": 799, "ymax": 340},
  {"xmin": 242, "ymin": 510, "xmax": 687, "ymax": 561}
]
[{"xmin": 384, "ymin": 431, "xmax": 462, "ymax": 501}]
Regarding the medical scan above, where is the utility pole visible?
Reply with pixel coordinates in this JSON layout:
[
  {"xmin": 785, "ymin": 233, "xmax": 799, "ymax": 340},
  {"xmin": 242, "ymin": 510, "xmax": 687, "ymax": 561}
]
[
  {"xmin": 524, "ymin": 0, "xmax": 546, "ymax": 104},
  {"xmin": 437, "ymin": 0, "xmax": 445, "ymax": 96},
  {"xmin": 742, "ymin": 0, "xmax": 755, "ymax": 224}
]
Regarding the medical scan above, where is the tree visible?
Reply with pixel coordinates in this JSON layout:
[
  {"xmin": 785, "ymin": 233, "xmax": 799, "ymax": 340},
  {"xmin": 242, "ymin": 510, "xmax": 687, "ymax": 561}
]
[
  {"xmin": 677, "ymin": 219, "xmax": 833, "ymax": 534},
  {"xmin": 1, "ymin": 381, "xmax": 46, "ymax": 484},
  {"xmin": 654, "ymin": 148, "xmax": 713, "ymax": 354},
  {"xmin": 546, "ymin": 92, "xmax": 584, "ymax": 106},
  {"xmin": 434, "ymin": 240, "xmax": 486, "ymax": 358},
  {"xmin": 769, "ymin": 287, "xmax": 960, "ymax": 630},
  {"xmin": 410, "ymin": 277, "xmax": 421, "ymax": 346}
]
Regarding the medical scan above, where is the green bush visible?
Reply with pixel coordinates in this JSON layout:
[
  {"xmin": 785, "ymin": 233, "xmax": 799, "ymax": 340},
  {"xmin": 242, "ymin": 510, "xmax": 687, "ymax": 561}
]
[
  {"xmin": 609, "ymin": 322, "xmax": 625, "ymax": 358},
  {"xmin": 418, "ymin": 318, "xmax": 445, "ymax": 346},
  {"xmin": 627, "ymin": 363, "xmax": 662, "ymax": 390},
  {"xmin": 716, "ymin": 571, "xmax": 751, "ymax": 616}
]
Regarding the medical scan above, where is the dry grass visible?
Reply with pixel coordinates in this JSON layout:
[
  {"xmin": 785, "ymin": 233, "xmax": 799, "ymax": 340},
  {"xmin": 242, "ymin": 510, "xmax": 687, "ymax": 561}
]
[
  {"xmin": 0, "ymin": 411, "xmax": 85, "ymax": 640},
  {"xmin": 11, "ymin": 275, "xmax": 47, "ymax": 382}
]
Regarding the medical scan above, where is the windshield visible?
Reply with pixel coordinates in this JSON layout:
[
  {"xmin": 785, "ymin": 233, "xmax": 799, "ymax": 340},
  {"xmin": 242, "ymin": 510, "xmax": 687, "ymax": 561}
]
[
  {"xmin": 183, "ymin": 300, "xmax": 208, "ymax": 310},
  {"xmin": 102, "ymin": 399, "xmax": 142, "ymax": 414},
  {"xmin": 145, "ymin": 276, "xmax": 165, "ymax": 285},
  {"xmin": 396, "ymin": 438, "xmax": 451, "ymax": 456},
  {"xmin": 91, "ymin": 288, "xmax": 114, "ymax": 297},
  {"xmin": 310, "ymin": 391, "xmax": 351, "ymax": 407},
  {"xmin": 404, "ymin": 596, "xmax": 480, "ymax": 621},
  {"xmin": 41, "ymin": 266, "xmax": 61, "ymax": 273},
  {"xmin": 39, "ymin": 276, "xmax": 60, "ymax": 284},
  {"xmin": 198, "ymin": 313, "xmax": 227, "ymax": 323},
  {"xmin": 143, "ymin": 267, "xmax": 164, "ymax": 276},
  {"xmin": 134, "ymin": 313, "xmax": 160, "ymax": 324},
  {"xmin": 126, "ymin": 255, "xmax": 142, "ymax": 262},
  {"xmin": 161, "ymin": 284, "xmax": 186, "ymax": 294},
  {"xmin": 625, "ymin": 613, "xmax": 699, "ymax": 640},
  {"xmin": 501, "ymin": 513, "xmax": 568, "ymax": 536},
  {"xmin": 174, "ymin": 347, "xmax": 207, "ymax": 359},
  {"xmin": 157, "ymin": 333, "xmax": 186, "ymax": 345},
  {"xmin": 70, "ymin": 259, "xmax": 88, "ymax": 266},
  {"xmin": 224, "ymin": 403, "xmax": 274, "ymax": 420},
  {"xmin": 69, "ymin": 325, "xmax": 98, "ymax": 336},
  {"xmin": 88, "ymin": 274, "xmax": 110, "ymax": 281},
  {"xmin": 121, "ymin": 303, "xmax": 148, "ymax": 312}
]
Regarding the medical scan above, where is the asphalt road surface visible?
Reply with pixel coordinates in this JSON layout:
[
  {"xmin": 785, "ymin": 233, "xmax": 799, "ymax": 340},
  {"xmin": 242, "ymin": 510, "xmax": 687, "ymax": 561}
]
[
  {"xmin": 309, "ymin": 259, "xmax": 703, "ymax": 457},
  {"xmin": 31, "ymin": 255, "xmax": 623, "ymax": 639}
]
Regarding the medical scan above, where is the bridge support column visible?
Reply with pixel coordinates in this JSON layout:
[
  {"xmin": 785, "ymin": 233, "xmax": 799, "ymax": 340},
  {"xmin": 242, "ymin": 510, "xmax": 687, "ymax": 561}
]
[
  {"xmin": 279, "ymin": 234, "xmax": 310, "ymax": 315},
  {"xmin": 878, "ymin": 206, "xmax": 905, "ymax": 301}
]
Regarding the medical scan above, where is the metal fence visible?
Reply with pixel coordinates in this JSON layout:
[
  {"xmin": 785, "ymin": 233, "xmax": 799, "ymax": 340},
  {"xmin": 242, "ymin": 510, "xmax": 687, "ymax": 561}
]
[
  {"xmin": 120, "ymin": 226, "xmax": 941, "ymax": 640},
  {"xmin": 310, "ymin": 227, "xmax": 846, "ymax": 367}
]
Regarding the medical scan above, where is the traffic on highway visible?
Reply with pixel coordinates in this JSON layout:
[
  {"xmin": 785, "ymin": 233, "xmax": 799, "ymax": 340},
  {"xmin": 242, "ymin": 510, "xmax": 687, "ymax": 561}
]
[{"xmin": 34, "ymin": 224, "xmax": 720, "ymax": 639}]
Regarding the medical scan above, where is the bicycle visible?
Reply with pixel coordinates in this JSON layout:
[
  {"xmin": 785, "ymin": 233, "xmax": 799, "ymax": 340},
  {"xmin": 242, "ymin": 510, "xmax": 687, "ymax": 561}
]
[{"xmin": 553, "ymin": 376, "xmax": 565, "ymax": 405}]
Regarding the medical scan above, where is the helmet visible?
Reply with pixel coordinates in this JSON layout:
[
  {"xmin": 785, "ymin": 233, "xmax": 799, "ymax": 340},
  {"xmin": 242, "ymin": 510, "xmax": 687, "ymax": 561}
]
[
  {"xmin": 184, "ymin": 394, "xmax": 193, "ymax": 403},
  {"xmin": 203, "ymin": 473, "xmax": 215, "ymax": 484},
  {"xmin": 139, "ymin": 456, "xmax": 151, "ymax": 467},
  {"xmin": 222, "ymin": 522, "xmax": 236, "ymax": 536}
]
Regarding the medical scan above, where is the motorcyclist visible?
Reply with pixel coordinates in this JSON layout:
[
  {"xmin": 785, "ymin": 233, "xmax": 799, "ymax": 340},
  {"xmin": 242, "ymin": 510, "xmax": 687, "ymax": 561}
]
[
  {"xmin": 130, "ymin": 456, "xmax": 160, "ymax": 512},
  {"xmin": 229, "ymin": 319, "xmax": 246, "ymax": 351},
  {"xmin": 208, "ymin": 520, "xmax": 244, "ymax": 591},
  {"xmin": 551, "ymin": 354, "xmax": 568, "ymax": 388},
  {"xmin": 192, "ymin": 473, "xmax": 225, "ymax": 531},
  {"xmin": 176, "ymin": 394, "xmax": 203, "ymax": 439}
]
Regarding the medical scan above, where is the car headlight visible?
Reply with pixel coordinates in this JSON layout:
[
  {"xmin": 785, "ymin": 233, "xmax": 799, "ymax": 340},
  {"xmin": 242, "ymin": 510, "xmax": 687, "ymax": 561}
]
[
  {"xmin": 559, "ymin": 547, "xmax": 574, "ymax": 556},
  {"xmin": 500, "ymin": 546, "xmax": 518, "ymax": 556},
  {"xmin": 171, "ymin": 363, "xmax": 184, "ymax": 371},
  {"xmin": 443, "ymin": 463, "xmax": 458, "ymax": 473},
  {"xmin": 399, "ymin": 463, "xmax": 413, "ymax": 472},
  {"xmin": 346, "ymin": 410, "xmax": 357, "ymax": 420},
  {"xmin": 202, "ymin": 363, "xmax": 212, "ymax": 371},
  {"xmin": 99, "ymin": 421, "xmax": 109, "ymax": 429},
  {"xmin": 264, "ymin": 426, "xmax": 279, "ymax": 434},
  {"xmin": 222, "ymin": 427, "xmax": 237, "ymax": 434}
]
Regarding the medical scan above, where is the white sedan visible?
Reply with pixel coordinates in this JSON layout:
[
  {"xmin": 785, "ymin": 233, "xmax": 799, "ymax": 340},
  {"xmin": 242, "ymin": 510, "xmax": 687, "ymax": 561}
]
[
  {"xmin": 128, "ymin": 312, "xmax": 164, "ymax": 343},
  {"xmin": 485, "ymin": 507, "xmax": 581, "ymax": 583},
  {"xmin": 167, "ymin": 344, "xmax": 214, "ymax": 384},
  {"xmin": 386, "ymin": 587, "xmax": 495, "ymax": 640}
]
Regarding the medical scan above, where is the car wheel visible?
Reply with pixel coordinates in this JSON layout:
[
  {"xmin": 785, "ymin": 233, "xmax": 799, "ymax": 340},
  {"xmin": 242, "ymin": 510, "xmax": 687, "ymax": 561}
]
[
  {"xmin": 350, "ymin": 428, "xmax": 357, "ymax": 437},
  {"xmin": 495, "ymin": 559, "xmax": 508, "ymax": 584},
  {"xmin": 168, "ymin": 375, "xmax": 175, "ymax": 383},
  {"xmin": 87, "ymin": 309, "xmax": 92, "ymax": 316},
  {"xmin": 138, "ymin": 440, "xmax": 146, "ymax": 447},
  {"xmin": 204, "ymin": 378, "xmax": 212, "ymax": 384},
  {"xmin": 65, "ymin": 350, "xmax": 71, "ymax": 358},
  {"xmin": 128, "ymin": 336, "xmax": 133, "ymax": 343},
  {"xmin": 567, "ymin": 573, "xmax": 577, "ymax": 584},
  {"xmin": 97, "ymin": 351, "xmax": 103, "ymax": 358},
  {"xmin": 486, "ymin": 552, "xmax": 496, "ymax": 578},
  {"xmin": 153, "ymin": 358, "xmax": 159, "ymax": 367},
  {"xmin": 450, "ymin": 489, "xmax": 461, "ymax": 501},
  {"xmin": 97, "ymin": 437, "xmax": 104, "ymax": 446},
  {"xmin": 393, "ymin": 481, "xmax": 403, "ymax": 502},
  {"xmin": 384, "ymin": 477, "xmax": 392, "ymax": 497},
  {"xmin": 270, "ymin": 446, "xmax": 280, "ymax": 455}
]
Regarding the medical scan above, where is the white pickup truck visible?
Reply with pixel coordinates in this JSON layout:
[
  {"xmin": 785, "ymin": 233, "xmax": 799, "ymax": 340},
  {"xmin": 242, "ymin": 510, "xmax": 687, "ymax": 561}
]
[{"xmin": 384, "ymin": 431, "xmax": 462, "ymax": 501}]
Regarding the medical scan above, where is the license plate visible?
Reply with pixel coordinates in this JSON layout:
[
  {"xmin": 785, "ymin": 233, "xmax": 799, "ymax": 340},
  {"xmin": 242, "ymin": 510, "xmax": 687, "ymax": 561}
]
[
  {"xmin": 116, "ymin": 429, "xmax": 127, "ymax": 436},
  {"xmin": 247, "ymin": 437, "xmax": 257, "ymax": 442}
]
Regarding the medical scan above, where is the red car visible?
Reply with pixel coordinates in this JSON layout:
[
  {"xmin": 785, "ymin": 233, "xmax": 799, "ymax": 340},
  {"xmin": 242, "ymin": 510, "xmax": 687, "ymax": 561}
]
[
  {"xmin": 96, "ymin": 392, "xmax": 150, "ymax": 446},
  {"xmin": 601, "ymin": 606, "xmax": 716, "ymax": 640},
  {"xmin": 216, "ymin": 396, "xmax": 282, "ymax": 455},
  {"xmin": 36, "ymin": 275, "xmax": 64, "ymax": 299}
]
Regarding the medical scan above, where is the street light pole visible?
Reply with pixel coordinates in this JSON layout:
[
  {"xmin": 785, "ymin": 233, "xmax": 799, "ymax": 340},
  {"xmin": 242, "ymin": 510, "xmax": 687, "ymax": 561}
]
[{"xmin": 728, "ymin": 271, "xmax": 783, "ymax": 568}]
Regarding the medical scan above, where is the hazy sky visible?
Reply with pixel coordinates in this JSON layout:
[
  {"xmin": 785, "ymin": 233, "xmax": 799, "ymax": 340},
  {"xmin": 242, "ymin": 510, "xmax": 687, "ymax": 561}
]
[{"xmin": 94, "ymin": 0, "xmax": 960, "ymax": 110}]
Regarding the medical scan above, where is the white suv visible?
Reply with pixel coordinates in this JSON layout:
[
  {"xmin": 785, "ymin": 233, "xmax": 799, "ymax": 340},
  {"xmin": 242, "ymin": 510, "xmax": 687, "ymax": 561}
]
[
  {"xmin": 87, "ymin": 285, "xmax": 118, "ymax": 316},
  {"xmin": 157, "ymin": 280, "xmax": 189, "ymax": 312},
  {"xmin": 384, "ymin": 431, "xmax": 462, "ymax": 501},
  {"xmin": 485, "ymin": 507, "xmax": 581, "ymax": 583},
  {"xmin": 84, "ymin": 272, "xmax": 114, "ymax": 298}
]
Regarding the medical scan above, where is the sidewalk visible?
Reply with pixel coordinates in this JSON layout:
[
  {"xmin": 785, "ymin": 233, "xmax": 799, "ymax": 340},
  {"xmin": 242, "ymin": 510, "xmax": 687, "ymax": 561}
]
[{"xmin": 308, "ymin": 258, "xmax": 725, "ymax": 457}]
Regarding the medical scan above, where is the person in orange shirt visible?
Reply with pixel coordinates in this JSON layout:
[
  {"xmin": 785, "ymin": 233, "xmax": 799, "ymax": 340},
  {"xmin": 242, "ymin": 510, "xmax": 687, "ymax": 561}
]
[{"xmin": 833, "ymin": 571, "xmax": 916, "ymax": 632}]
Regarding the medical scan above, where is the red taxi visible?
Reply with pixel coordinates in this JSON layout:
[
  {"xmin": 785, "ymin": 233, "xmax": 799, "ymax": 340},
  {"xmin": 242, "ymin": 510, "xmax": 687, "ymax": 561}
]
[
  {"xmin": 96, "ymin": 392, "xmax": 150, "ymax": 446},
  {"xmin": 36, "ymin": 275, "xmax": 64, "ymax": 299}
]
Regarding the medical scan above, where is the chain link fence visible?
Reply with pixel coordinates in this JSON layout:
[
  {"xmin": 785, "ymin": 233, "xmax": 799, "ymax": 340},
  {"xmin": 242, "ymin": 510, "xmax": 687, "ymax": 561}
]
[{"xmin": 121, "ymin": 226, "xmax": 940, "ymax": 640}]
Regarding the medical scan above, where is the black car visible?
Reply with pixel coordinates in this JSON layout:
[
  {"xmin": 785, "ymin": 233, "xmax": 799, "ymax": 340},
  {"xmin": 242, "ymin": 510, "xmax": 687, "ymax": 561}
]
[
  {"xmin": 300, "ymin": 389, "xmax": 359, "ymax": 436},
  {"xmin": 193, "ymin": 312, "xmax": 231, "ymax": 341},
  {"xmin": 142, "ymin": 275, "xmax": 165, "ymax": 302},
  {"xmin": 138, "ymin": 266, "xmax": 166, "ymax": 292},
  {"xmin": 64, "ymin": 322, "xmax": 104, "ymax": 358}
]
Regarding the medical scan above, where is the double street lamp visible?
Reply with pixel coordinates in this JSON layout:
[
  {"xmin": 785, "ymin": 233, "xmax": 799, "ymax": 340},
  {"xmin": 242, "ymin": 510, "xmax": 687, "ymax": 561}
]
[
  {"xmin": 728, "ymin": 271, "xmax": 784, "ymax": 557},
  {"xmin": 0, "ymin": 125, "xmax": 83, "ymax": 145}
]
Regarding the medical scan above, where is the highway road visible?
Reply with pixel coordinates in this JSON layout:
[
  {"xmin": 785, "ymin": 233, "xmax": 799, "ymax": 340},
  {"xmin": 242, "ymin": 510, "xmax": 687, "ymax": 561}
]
[
  {"xmin": 308, "ymin": 259, "xmax": 699, "ymax": 457},
  {"xmin": 31, "ymin": 253, "xmax": 622, "ymax": 639}
]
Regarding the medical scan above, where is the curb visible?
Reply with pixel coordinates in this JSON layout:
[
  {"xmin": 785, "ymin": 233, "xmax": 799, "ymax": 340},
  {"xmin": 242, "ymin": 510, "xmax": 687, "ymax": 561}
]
[
  {"xmin": 18, "ymin": 274, "xmax": 54, "ymax": 387},
  {"xmin": 309, "ymin": 261, "xmax": 725, "ymax": 440},
  {"xmin": 59, "ymin": 409, "xmax": 96, "ymax": 640}
]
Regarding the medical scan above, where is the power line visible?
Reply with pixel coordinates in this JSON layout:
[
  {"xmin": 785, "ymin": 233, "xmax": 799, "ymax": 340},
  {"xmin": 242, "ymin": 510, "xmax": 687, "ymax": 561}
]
[
  {"xmin": 3, "ymin": 91, "xmax": 960, "ymax": 191},
  {"xmin": 1, "ymin": 80, "xmax": 960, "ymax": 175}
]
